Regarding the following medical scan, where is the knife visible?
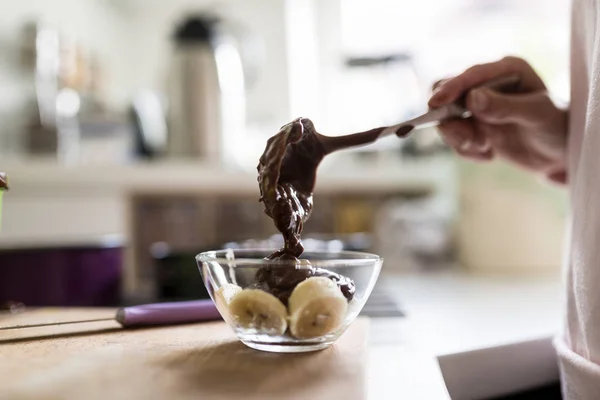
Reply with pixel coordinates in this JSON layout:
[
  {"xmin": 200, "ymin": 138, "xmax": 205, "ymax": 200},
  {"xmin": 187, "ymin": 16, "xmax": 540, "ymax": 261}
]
[{"xmin": 0, "ymin": 299, "xmax": 221, "ymax": 331}]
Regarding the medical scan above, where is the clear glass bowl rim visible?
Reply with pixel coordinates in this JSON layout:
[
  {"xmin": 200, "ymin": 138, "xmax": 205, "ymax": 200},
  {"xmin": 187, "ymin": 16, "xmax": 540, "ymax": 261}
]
[{"xmin": 196, "ymin": 248, "xmax": 383, "ymax": 268}]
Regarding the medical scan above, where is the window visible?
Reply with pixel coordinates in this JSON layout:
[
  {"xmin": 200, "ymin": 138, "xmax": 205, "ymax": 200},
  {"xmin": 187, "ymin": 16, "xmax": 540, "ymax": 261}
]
[{"xmin": 317, "ymin": 0, "xmax": 570, "ymax": 135}]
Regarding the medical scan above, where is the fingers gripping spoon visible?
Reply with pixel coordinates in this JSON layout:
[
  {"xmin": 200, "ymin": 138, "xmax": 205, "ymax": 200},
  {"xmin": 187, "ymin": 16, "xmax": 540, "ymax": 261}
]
[{"xmin": 316, "ymin": 73, "xmax": 521, "ymax": 154}]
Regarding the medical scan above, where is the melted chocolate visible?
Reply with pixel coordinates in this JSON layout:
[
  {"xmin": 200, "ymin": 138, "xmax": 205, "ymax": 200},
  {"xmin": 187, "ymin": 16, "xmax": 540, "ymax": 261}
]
[
  {"xmin": 256, "ymin": 117, "xmax": 358, "ymax": 302},
  {"xmin": 256, "ymin": 117, "xmax": 412, "ymax": 256},
  {"xmin": 395, "ymin": 124, "xmax": 414, "ymax": 137},
  {"xmin": 256, "ymin": 117, "xmax": 411, "ymax": 259},
  {"xmin": 257, "ymin": 118, "xmax": 323, "ymax": 258},
  {"xmin": 255, "ymin": 265, "xmax": 356, "ymax": 305}
]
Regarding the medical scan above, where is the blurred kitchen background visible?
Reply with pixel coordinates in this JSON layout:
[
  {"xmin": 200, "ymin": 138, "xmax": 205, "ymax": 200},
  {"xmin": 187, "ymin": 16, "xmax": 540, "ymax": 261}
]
[{"xmin": 0, "ymin": 0, "xmax": 569, "ymax": 308}]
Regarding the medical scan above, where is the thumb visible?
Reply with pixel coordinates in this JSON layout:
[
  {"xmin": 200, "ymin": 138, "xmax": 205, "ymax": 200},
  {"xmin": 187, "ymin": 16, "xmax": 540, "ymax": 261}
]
[{"xmin": 467, "ymin": 88, "xmax": 551, "ymax": 125}]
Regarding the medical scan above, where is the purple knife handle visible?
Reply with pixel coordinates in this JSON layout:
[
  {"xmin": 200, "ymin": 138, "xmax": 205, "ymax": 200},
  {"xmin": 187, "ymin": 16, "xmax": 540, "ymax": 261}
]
[{"xmin": 115, "ymin": 300, "xmax": 222, "ymax": 328}]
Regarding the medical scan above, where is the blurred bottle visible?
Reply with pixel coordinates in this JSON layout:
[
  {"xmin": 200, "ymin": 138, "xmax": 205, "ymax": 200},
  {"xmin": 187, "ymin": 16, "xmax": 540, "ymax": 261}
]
[
  {"xmin": 21, "ymin": 22, "xmax": 61, "ymax": 157},
  {"xmin": 166, "ymin": 14, "xmax": 247, "ymax": 166},
  {"xmin": 19, "ymin": 21, "xmax": 84, "ymax": 164}
]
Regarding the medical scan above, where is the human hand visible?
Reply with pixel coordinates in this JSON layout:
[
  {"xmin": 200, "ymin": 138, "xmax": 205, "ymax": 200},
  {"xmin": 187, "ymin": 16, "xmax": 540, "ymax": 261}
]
[{"xmin": 428, "ymin": 56, "xmax": 568, "ymax": 183}]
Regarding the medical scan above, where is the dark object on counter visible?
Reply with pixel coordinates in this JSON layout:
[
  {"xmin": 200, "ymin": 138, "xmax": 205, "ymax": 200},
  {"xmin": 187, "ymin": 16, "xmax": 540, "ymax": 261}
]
[
  {"xmin": 254, "ymin": 266, "xmax": 355, "ymax": 306},
  {"xmin": 0, "ymin": 241, "xmax": 122, "ymax": 307},
  {"xmin": 0, "ymin": 299, "xmax": 220, "ymax": 331},
  {"xmin": 0, "ymin": 173, "xmax": 8, "ymax": 190},
  {"xmin": 0, "ymin": 301, "xmax": 25, "ymax": 314},
  {"xmin": 130, "ymin": 90, "xmax": 168, "ymax": 159},
  {"xmin": 490, "ymin": 382, "xmax": 562, "ymax": 400},
  {"xmin": 152, "ymin": 250, "xmax": 212, "ymax": 302},
  {"xmin": 25, "ymin": 117, "xmax": 59, "ymax": 156}
]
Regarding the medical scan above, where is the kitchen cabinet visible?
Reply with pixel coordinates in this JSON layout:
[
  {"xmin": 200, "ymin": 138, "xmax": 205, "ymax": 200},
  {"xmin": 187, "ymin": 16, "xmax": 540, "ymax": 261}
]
[{"xmin": 0, "ymin": 240, "xmax": 123, "ymax": 307}]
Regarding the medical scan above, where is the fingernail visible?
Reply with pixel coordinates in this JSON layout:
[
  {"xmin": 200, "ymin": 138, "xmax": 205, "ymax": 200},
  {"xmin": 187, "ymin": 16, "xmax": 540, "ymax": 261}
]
[
  {"xmin": 470, "ymin": 89, "xmax": 488, "ymax": 112},
  {"xmin": 430, "ymin": 87, "xmax": 447, "ymax": 105},
  {"xmin": 460, "ymin": 140, "xmax": 472, "ymax": 151},
  {"xmin": 475, "ymin": 140, "xmax": 491, "ymax": 152}
]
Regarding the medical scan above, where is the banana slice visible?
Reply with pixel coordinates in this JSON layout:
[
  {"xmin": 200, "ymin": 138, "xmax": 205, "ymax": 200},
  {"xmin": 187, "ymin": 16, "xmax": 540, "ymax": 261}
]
[
  {"xmin": 288, "ymin": 277, "xmax": 348, "ymax": 339},
  {"xmin": 213, "ymin": 283, "xmax": 242, "ymax": 323},
  {"xmin": 228, "ymin": 289, "xmax": 288, "ymax": 335}
]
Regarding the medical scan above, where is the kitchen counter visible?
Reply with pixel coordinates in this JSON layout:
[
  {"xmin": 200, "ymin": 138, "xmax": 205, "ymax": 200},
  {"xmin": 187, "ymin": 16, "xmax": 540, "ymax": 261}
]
[
  {"xmin": 0, "ymin": 156, "xmax": 455, "ymax": 247},
  {"xmin": 368, "ymin": 271, "xmax": 561, "ymax": 399},
  {"xmin": 0, "ymin": 313, "xmax": 370, "ymax": 400},
  {"xmin": 0, "ymin": 270, "xmax": 562, "ymax": 399},
  {"xmin": 2, "ymin": 156, "xmax": 452, "ymax": 194}
]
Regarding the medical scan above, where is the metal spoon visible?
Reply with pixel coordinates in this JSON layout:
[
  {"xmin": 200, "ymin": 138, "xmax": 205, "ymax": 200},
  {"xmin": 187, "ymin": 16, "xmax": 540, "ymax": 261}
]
[{"xmin": 317, "ymin": 73, "xmax": 521, "ymax": 153}]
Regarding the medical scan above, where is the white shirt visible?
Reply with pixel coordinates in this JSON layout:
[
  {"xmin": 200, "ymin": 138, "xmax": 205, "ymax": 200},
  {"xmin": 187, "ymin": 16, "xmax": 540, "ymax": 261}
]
[{"xmin": 556, "ymin": 0, "xmax": 600, "ymax": 397}]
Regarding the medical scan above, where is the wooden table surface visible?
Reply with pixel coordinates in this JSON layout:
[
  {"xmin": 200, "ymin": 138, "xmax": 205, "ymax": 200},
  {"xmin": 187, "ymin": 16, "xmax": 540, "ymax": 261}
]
[
  {"xmin": 0, "ymin": 272, "xmax": 562, "ymax": 400},
  {"xmin": 0, "ymin": 309, "xmax": 369, "ymax": 400}
]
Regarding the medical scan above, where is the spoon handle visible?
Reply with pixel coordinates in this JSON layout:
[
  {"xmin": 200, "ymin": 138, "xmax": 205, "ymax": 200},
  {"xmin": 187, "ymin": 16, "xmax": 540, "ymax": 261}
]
[
  {"xmin": 379, "ymin": 73, "xmax": 521, "ymax": 138},
  {"xmin": 319, "ymin": 74, "xmax": 520, "ymax": 154}
]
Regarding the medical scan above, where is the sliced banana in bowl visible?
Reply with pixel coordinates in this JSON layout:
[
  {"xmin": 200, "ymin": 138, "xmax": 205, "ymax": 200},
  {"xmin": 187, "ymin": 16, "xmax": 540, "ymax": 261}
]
[
  {"xmin": 213, "ymin": 283, "xmax": 243, "ymax": 324},
  {"xmin": 228, "ymin": 289, "xmax": 288, "ymax": 335},
  {"xmin": 288, "ymin": 277, "xmax": 348, "ymax": 339}
]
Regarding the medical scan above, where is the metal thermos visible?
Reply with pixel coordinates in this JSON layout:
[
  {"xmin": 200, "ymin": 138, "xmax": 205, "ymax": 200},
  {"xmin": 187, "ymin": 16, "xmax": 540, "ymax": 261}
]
[{"xmin": 167, "ymin": 15, "xmax": 246, "ymax": 165}]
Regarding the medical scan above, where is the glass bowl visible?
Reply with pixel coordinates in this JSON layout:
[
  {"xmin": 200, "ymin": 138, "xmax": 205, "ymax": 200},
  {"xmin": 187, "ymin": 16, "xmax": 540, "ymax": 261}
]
[{"xmin": 196, "ymin": 249, "xmax": 383, "ymax": 353}]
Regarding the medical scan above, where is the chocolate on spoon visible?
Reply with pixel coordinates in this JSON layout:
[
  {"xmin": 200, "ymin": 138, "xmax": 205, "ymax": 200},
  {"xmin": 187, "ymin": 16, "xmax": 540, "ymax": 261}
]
[
  {"xmin": 257, "ymin": 119, "xmax": 314, "ymax": 259},
  {"xmin": 257, "ymin": 117, "xmax": 400, "ymax": 259},
  {"xmin": 255, "ymin": 116, "xmax": 440, "ymax": 259}
]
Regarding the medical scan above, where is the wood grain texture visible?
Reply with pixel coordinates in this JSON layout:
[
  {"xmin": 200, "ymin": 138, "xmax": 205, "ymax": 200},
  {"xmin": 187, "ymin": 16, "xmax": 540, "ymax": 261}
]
[{"xmin": 0, "ymin": 309, "xmax": 369, "ymax": 400}]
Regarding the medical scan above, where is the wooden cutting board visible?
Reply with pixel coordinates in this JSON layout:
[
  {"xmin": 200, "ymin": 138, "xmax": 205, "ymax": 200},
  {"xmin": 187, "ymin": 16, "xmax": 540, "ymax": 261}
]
[{"xmin": 0, "ymin": 308, "xmax": 369, "ymax": 400}]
